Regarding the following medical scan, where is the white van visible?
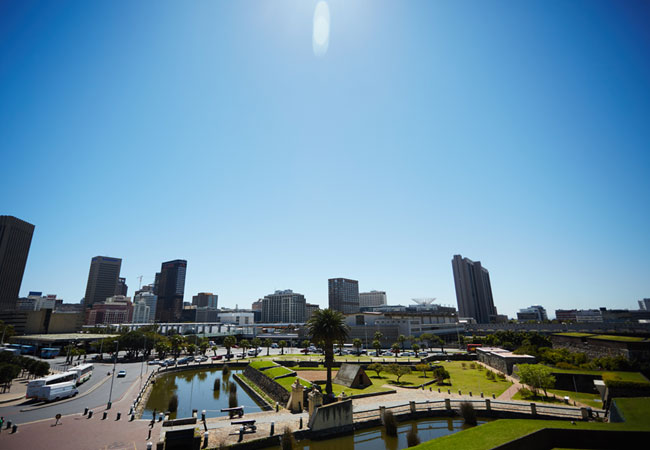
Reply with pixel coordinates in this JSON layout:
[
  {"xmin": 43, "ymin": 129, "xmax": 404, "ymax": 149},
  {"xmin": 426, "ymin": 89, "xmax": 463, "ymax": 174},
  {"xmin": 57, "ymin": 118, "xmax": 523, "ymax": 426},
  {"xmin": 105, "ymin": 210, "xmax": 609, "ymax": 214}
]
[{"xmin": 40, "ymin": 381, "xmax": 79, "ymax": 402}]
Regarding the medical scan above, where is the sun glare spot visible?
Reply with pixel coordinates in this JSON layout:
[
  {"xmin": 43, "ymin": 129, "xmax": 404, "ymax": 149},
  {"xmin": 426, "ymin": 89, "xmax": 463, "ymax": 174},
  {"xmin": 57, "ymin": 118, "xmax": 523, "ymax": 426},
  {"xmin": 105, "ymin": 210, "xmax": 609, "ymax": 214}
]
[{"xmin": 313, "ymin": 1, "xmax": 330, "ymax": 56}]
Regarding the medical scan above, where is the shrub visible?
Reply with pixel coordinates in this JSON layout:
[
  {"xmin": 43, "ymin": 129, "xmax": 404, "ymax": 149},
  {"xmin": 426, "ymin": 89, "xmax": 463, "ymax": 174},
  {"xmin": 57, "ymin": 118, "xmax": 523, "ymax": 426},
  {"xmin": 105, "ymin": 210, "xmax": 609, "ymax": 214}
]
[
  {"xmin": 497, "ymin": 373, "xmax": 506, "ymax": 380},
  {"xmin": 406, "ymin": 425, "xmax": 421, "ymax": 447},
  {"xmin": 383, "ymin": 410, "xmax": 398, "ymax": 436},
  {"xmin": 518, "ymin": 387, "xmax": 533, "ymax": 398},
  {"xmin": 461, "ymin": 362, "xmax": 467, "ymax": 369},
  {"xmin": 556, "ymin": 361, "xmax": 577, "ymax": 370},
  {"xmin": 281, "ymin": 426, "xmax": 297, "ymax": 450},
  {"xmin": 486, "ymin": 371, "xmax": 495, "ymax": 381},
  {"xmin": 168, "ymin": 394, "xmax": 178, "ymax": 412},
  {"xmin": 367, "ymin": 363, "xmax": 384, "ymax": 378},
  {"xmin": 459, "ymin": 402, "xmax": 477, "ymax": 425}
]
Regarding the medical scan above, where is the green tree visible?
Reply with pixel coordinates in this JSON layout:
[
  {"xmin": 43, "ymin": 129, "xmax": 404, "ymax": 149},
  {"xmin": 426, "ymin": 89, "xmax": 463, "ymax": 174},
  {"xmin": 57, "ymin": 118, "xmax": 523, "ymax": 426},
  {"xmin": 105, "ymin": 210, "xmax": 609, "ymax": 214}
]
[
  {"xmin": 199, "ymin": 339, "xmax": 210, "ymax": 356},
  {"xmin": 386, "ymin": 364, "xmax": 411, "ymax": 384},
  {"xmin": 278, "ymin": 340, "xmax": 287, "ymax": 355},
  {"xmin": 367, "ymin": 363, "xmax": 384, "ymax": 378},
  {"xmin": 431, "ymin": 336, "xmax": 444, "ymax": 353},
  {"xmin": 432, "ymin": 366, "xmax": 450, "ymax": 384},
  {"xmin": 223, "ymin": 335, "xmax": 237, "ymax": 358},
  {"xmin": 374, "ymin": 331, "xmax": 384, "ymax": 342},
  {"xmin": 186, "ymin": 343, "xmax": 197, "ymax": 356},
  {"xmin": 170, "ymin": 334, "xmax": 184, "ymax": 358},
  {"xmin": 264, "ymin": 338, "xmax": 273, "ymax": 356},
  {"xmin": 251, "ymin": 338, "xmax": 262, "ymax": 357},
  {"xmin": 373, "ymin": 339, "xmax": 382, "ymax": 356},
  {"xmin": 398, "ymin": 335, "xmax": 406, "ymax": 352},
  {"xmin": 307, "ymin": 309, "xmax": 349, "ymax": 396},
  {"xmin": 412, "ymin": 343, "xmax": 420, "ymax": 357},
  {"xmin": 391, "ymin": 343, "xmax": 401, "ymax": 358},
  {"xmin": 416, "ymin": 363, "xmax": 429, "ymax": 378},
  {"xmin": 239, "ymin": 339, "xmax": 250, "ymax": 357},
  {"xmin": 419, "ymin": 333, "xmax": 432, "ymax": 351},
  {"xmin": 353, "ymin": 338, "xmax": 363, "ymax": 356},
  {"xmin": 0, "ymin": 321, "xmax": 15, "ymax": 344},
  {"xmin": 0, "ymin": 363, "xmax": 21, "ymax": 393},
  {"xmin": 301, "ymin": 340, "xmax": 311, "ymax": 349},
  {"xmin": 517, "ymin": 364, "xmax": 556, "ymax": 397},
  {"xmin": 155, "ymin": 338, "xmax": 171, "ymax": 359}
]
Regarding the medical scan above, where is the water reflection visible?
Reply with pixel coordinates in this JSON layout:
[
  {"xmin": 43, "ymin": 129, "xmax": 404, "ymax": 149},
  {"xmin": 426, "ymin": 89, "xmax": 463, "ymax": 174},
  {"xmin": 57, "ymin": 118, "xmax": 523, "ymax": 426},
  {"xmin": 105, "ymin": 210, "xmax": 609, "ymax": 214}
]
[
  {"xmin": 144, "ymin": 368, "xmax": 262, "ymax": 420},
  {"xmin": 266, "ymin": 417, "xmax": 489, "ymax": 450}
]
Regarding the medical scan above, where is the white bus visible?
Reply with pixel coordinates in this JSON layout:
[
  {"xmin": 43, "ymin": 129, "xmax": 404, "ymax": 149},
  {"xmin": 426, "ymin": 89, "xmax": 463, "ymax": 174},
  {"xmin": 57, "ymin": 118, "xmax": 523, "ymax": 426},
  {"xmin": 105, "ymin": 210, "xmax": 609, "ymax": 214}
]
[
  {"xmin": 69, "ymin": 363, "xmax": 94, "ymax": 385},
  {"xmin": 26, "ymin": 372, "xmax": 78, "ymax": 399},
  {"xmin": 40, "ymin": 381, "xmax": 78, "ymax": 402}
]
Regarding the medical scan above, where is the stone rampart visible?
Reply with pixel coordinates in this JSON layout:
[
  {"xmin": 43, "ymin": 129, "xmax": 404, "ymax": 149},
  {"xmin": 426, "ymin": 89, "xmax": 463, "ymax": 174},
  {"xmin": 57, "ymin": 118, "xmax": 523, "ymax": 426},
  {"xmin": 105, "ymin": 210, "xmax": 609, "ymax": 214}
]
[{"xmin": 242, "ymin": 365, "xmax": 290, "ymax": 405}]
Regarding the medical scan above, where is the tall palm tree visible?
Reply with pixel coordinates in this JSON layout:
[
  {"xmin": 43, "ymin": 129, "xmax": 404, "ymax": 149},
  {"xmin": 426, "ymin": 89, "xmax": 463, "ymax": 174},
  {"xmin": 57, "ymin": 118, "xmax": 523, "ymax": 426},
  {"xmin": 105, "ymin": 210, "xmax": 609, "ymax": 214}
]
[{"xmin": 307, "ymin": 309, "xmax": 349, "ymax": 396}]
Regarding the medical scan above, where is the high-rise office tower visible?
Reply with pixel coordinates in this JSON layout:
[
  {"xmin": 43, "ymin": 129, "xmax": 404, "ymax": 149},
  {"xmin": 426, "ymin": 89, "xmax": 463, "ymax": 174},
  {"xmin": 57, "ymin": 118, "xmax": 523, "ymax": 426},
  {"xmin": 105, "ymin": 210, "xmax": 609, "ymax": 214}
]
[
  {"xmin": 134, "ymin": 290, "xmax": 157, "ymax": 322},
  {"xmin": 451, "ymin": 254, "xmax": 496, "ymax": 324},
  {"xmin": 261, "ymin": 289, "xmax": 306, "ymax": 323},
  {"xmin": 192, "ymin": 292, "xmax": 218, "ymax": 308},
  {"xmin": 328, "ymin": 278, "xmax": 360, "ymax": 314},
  {"xmin": 83, "ymin": 256, "xmax": 122, "ymax": 309},
  {"xmin": 359, "ymin": 290, "xmax": 387, "ymax": 308},
  {"xmin": 0, "ymin": 216, "xmax": 35, "ymax": 311},
  {"xmin": 115, "ymin": 277, "xmax": 128, "ymax": 296},
  {"xmin": 156, "ymin": 259, "xmax": 187, "ymax": 322}
]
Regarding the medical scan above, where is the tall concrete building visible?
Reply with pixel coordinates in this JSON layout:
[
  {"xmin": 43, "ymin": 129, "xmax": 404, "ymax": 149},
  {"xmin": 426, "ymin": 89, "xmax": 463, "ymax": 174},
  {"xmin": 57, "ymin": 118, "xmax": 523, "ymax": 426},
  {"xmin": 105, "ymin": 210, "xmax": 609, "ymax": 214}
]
[
  {"xmin": 359, "ymin": 290, "xmax": 387, "ymax": 308},
  {"xmin": 115, "ymin": 277, "xmax": 128, "ymax": 296},
  {"xmin": 83, "ymin": 256, "xmax": 122, "ymax": 309},
  {"xmin": 451, "ymin": 254, "xmax": 496, "ymax": 324},
  {"xmin": 156, "ymin": 259, "xmax": 187, "ymax": 323},
  {"xmin": 261, "ymin": 289, "xmax": 306, "ymax": 323},
  {"xmin": 328, "ymin": 278, "xmax": 360, "ymax": 314},
  {"xmin": 134, "ymin": 290, "xmax": 157, "ymax": 323},
  {"xmin": 0, "ymin": 216, "xmax": 35, "ymax": 311},
  {"xmin": 192, "ymin": 292, "xmax": 218, "ymax": 308}
]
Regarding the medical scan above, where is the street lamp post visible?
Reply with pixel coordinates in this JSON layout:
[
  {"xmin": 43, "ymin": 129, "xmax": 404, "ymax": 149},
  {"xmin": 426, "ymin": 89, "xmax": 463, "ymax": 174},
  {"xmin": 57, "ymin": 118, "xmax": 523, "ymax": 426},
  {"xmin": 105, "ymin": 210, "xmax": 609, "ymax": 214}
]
[{"xmin": 107, "ymin": 340, "xmax": 119, "ymax": 409}]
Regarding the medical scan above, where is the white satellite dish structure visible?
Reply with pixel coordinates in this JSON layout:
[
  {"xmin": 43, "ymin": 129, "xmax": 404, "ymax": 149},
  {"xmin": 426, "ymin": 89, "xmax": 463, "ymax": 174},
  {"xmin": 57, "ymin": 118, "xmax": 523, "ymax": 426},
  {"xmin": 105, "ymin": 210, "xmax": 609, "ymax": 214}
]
[{"xmin": 411, "ymin": 298, "xmax": 437, "ymax": 306}]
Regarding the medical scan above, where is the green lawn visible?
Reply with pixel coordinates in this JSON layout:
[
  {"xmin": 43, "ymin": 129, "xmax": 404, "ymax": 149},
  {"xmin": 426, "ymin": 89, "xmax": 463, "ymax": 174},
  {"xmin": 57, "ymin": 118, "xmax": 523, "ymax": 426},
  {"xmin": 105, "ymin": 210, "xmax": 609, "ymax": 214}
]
[
  {"xmin": 274, "ymin": 375, "xmax": 312, "ymax": 390},
  {"xmin": 589, "ymin": 335, "xmax": 647, "ymax": 342},
  {"xmin": 264, "ymin": 366, "xmax": 295, "ymax": 379},
  {"xmin": 412, "ymin": 397, "xmax": 650, "ymax": 450},
  {"xmin": 511, "ymin": 388, "xmax": 603, "ymax": 409},
  {"xmin": 249, "ymin": 360, "xmax": 276, "ymax": 370},
  {"xmin": 553, "ymin": 333, "xmax": 595, "ymax": 338},
  {"xmin": 546, "ymin": 366, "xmax": 648, "ymax": 382}
]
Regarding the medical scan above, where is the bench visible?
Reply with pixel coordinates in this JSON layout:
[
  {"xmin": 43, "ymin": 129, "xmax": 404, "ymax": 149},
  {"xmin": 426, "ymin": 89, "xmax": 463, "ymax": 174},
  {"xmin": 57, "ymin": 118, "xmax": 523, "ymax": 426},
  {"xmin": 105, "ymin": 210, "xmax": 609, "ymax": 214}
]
[
  {"xmin": 221, "ymin": 406, "xmax": 244, "ymax": 418},
  {"xmin": 231, "ymin": 419, "xmax": 256, "ymax": 432}
]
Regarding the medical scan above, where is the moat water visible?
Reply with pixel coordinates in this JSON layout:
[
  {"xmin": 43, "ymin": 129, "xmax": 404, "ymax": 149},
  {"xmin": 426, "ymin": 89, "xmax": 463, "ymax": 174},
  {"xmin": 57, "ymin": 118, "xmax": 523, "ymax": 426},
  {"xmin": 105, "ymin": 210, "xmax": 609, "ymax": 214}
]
[
  {"xmin": 143, "ymin": 368, "xmax": 264, "ymax": 420},
  {"xmin": 266, "ymin": 417, "xmax": 489, "ymax": 450}
]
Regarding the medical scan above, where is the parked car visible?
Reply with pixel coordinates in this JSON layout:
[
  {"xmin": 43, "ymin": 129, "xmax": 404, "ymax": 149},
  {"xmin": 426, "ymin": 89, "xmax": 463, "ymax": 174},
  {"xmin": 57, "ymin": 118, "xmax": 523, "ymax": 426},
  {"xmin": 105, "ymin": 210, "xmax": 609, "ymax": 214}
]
[
  {"xmin": 117, "ymin": 370, "xmax": 126, "ymax": 377},
  {"xmin": 148, "ymin": 359, "xmax": 160, "ymax": 365},
  {"xmin": 271, "ymin": 343, "xmax": 279, "ymax": 349},
  {"xmin": 211, "ymin": 355, "xmax": 223, "ymax": 361},
  {"xmin": 195, "ymin": 356, "xmax": 207, "ymax": 362}
]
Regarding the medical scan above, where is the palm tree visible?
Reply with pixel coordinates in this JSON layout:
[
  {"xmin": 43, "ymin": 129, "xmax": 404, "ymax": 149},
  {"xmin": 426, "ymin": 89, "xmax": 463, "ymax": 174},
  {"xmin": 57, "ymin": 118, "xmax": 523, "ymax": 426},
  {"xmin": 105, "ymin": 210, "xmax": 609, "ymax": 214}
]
[
  {"xmin": 373, "ymin": 339, "xmax": 382, "ymax": 357},
  {"xmin": 278, "ymin": 340, "xmax": 287, "ymax": 355},
  {"xmin": 412, "ymin": 343, "xmax": 420, "ymax": 357},
  {"xmin": 398, "ymin": 335, "xmax": 406, "ymax": 352},
  {"xmin": 353, "ymin": 338, "xmax": 363, "ymax": 356},
  {"xmin": 264, "ymin": 338, "xmax": 272, "ymax": 356},
  {"xmin": 251, "ymin": 338, "xmax": 262, "ymax": 357},
  {"xmin": 223, "ymin": 335, "xmax": 236, "ymax": 358},
  {"xmin": 240, "ymin": 339, "xmax": 250, "ymax": 358},
  {"xmin": 307, "ymin": 309, "xmax": 349, "ymax": 396}
]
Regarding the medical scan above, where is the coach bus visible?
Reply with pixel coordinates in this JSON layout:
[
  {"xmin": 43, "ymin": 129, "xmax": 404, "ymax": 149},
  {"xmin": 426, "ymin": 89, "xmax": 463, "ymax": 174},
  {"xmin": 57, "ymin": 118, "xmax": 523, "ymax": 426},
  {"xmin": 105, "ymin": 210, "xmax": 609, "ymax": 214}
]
[
  {"xmin": 40, "ymin": 381, "xmax": 78, "ymax": 402},
  {"xmin": 40, "ymin": 347, "xmax": 60, "ymax": 358},
  {"xmin": 26, "ymin": 371, "xmax": 78, "ymax": 399},
  {"xmin": 69, "ymin": 363, "xmax": 94, "ymax": 384}
]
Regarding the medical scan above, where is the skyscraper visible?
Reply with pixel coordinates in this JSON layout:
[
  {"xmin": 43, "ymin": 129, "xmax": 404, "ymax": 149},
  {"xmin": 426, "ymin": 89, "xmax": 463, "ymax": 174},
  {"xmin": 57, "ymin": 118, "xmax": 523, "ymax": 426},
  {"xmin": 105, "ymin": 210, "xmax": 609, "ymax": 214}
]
[
  {"xmin": 115, "ymin": 277, "xmax": 128, "ymax": 296},
  {"xmin": 156, "ymin": 259, "xmax": 187, "ymax": 323},
  {"xmin": 451, "ymin": 254, "xmax": 496, "ymax": 324},
  {"xmin": 192, "ymin": 292, "xmax": 218, "ymax": 308},
  {"xmin": 328, "ymin": 278, "xmax": 360, "ymax": 314},
  {"xmin": 261, "ymin": 289, "xmax": 306, "ymax": 323},
  {"xmin": 83, "ymin": 256, "xmax": 122, "ymax": 309},
  {"xmin": 0, "ymin": 216, "xmax": 35, "ymax": 311},
  {"xmin": 359, "ymin": 290, "xmax": 387, "ymax": 308}
]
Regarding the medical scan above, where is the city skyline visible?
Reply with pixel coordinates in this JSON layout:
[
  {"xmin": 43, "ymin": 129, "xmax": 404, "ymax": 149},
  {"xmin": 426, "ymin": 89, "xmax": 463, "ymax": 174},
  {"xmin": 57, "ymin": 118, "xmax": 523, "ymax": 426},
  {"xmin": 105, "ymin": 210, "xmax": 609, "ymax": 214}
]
[{"xmin": 2, "ymin": 1, "xmax": 649, "ymax": 318}]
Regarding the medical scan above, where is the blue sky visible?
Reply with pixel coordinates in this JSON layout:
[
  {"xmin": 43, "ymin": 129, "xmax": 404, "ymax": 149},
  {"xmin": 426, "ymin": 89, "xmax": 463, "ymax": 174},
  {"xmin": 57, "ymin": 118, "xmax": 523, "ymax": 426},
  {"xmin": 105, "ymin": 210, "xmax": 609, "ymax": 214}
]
[{"xmin": 1, "ymin": 0, "xmax": 649, "ymax": 318}]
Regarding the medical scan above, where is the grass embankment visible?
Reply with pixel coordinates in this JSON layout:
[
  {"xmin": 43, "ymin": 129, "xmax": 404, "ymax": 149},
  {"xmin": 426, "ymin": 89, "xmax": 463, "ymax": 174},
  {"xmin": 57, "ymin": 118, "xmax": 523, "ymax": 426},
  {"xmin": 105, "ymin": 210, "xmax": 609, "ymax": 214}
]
[
  {"xmin": 512, "ymin": 389, "xmax": 602, "ymax": 409},
  {"xmin": 411, "ymin": 397, "xmax": 650, "ymax": 450},
  {"xmin": 589, "ymin": 335, "xmax": 647, "ymax": 342},
  {"xmin": 237, "ymin": 373, "xmax": 276, "ymax": 406}
]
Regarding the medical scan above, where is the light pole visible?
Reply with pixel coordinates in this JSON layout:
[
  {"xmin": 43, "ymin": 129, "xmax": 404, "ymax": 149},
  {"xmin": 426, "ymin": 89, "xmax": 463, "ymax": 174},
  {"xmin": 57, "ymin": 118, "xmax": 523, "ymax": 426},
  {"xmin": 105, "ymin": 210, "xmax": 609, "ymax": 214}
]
[
  {"xmin": 363, "ymin": 323, "xmax": 368, "ymax": 355},
  {"xmin": 107, "ymin": 340, "xmax": 119, "ymax": 409}
]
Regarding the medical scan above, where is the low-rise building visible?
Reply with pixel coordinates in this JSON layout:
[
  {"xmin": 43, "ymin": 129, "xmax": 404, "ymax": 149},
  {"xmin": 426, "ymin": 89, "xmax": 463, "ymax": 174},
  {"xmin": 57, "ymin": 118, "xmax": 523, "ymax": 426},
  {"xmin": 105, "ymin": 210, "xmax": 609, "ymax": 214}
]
[
  {"xmin": 476, "ymin": 347, "xmax": 536, "ymax": 375},
  {"xmin": 218, "ymin": 311, "xmax": 254, "ymax": 325},
  {"xmin": 85, "ymin": 295, "xmax": 133, "ymax": 325},
  {"xmin": 517, "ymin": 305, "xmax": 548, "ymax": 322}
]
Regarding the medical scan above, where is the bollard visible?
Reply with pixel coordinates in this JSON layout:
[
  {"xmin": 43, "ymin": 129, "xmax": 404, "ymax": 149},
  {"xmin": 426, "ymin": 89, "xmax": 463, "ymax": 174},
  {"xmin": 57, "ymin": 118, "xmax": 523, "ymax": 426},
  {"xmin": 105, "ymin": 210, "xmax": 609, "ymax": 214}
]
[
  {"xmin": 159, "ymin": 412, "xmax": 164, "ymax": 422},
  {"xmin": 469, "ymin": 392, "xmax": 472, "ymax": 397},
  {"xmin": 485, "ymin": 399, "xmax": 491, "ymax": 411},
  {"xmin": 107, "ymin": 401, "xmax": 112, "ymax": 410},
  {"xmin": 102, "ymin": 411, "xmax": 108, "ymax": 420},
  {"xmin": 458, "ymin": 390, "xmax": 461, "ymax": 395},
  {"xmin": 6, "ymin": 420, "xmax": 12, "ymax": 429},
  {"xmin": 130, "ymin": 414, "xmax": 135, "ymax": 421},
  {"xmin": 11, "ymin": 424, "xmax": 17, "ymax": 434},
  {"xmin": 270, "ymin": 422, "xmax": 275, "ymax": 436},
  {"xmin": 530, "ymin": 403, "xmax": 537, "ymax": 415},
  {"xmin": 147, "ymin": 442, "xmax": 153, "ymax": 450},
  {"xmin": 116, "ymin": 412, "xmax": 121, "ymax": 421},
  {"xmin": 429, "ymin": 387, "xmax": 431, "ymax": 392},
  {"xmin": 129, "ymin": 407, "xmax": 133, "ymax": 415},
  {"xmin": 299, "ymin": 417, "xmax": 303, "ymax": 429},
  {"xmin": 447, "ymin": 389, "xmax": 450, "ymax": 395},
  {"xmin": 275, "ymin": 402, "xmax": 279, "ymax": 412},
  {"xmin": 445, "ymin": 398, "xmax": 451, "ymax": 410},
  {"xmin": 438, "ymin": 388, "xmax": 441, "ymax": 393},
  {"xmin": 88, "ymin": 411, "xmax": 93, "ymax": 419},
  {"xmin": 492, "ymin": 393, "xmax": 495, "ymax": 399},
  {"xmin": 203, "ymin": 431, "xmax": 209, "ymax": 448},
  {"xmin": 481, "ymin": 392, "xmax": 484, "ymax": 398},
  {"xmin": 239, "ymin": 426, "xmax": 244, "ymax": 442},
  {"xmin": 84, "ymin": 407, "xmax": 89, "ymax": 416},
  {"xmin": 202, "ymin": 410, "xmax": 206, "ymax": 421}
]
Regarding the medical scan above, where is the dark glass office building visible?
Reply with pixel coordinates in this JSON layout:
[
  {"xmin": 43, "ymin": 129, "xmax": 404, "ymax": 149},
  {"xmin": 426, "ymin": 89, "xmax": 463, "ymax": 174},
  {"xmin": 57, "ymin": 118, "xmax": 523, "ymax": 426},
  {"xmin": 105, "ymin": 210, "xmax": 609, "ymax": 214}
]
[
  {"xmin": 0, "ymin": 216, "xmax": 35, "ymax": 311},
  {"xmin": 451, "ymin": 254, "xmax": 496, "ymax": 324},
  {"xmin": 156, "ymin": 259, "xmax": 187, "ymax": 323},
  {"xmin": 328, "ymin": 278, "xmax": 360, "ymax": 314},
  {"xmin": 84, "ymin": 256, "xmax": 122, "ymax": 308}
]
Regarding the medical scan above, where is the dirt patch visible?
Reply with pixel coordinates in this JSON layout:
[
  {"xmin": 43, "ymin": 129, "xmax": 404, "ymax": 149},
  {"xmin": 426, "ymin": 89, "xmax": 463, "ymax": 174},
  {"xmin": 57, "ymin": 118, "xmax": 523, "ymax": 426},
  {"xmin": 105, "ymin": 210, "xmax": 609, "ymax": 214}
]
[{"xmin": 296, "ymin": 370, "xmax": 337, "ymax": 382}]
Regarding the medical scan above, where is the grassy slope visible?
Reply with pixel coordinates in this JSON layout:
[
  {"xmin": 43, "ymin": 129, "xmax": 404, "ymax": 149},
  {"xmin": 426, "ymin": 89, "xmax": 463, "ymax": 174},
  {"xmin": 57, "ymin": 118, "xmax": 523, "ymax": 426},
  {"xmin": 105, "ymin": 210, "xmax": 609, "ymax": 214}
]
[
  {"xmin": 511, "ymin": 389, "xmax": 602, "ymax": 409},
  {"xmin": 412, "ymin": 397, "xmax": 650, "ymax": 450}
]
